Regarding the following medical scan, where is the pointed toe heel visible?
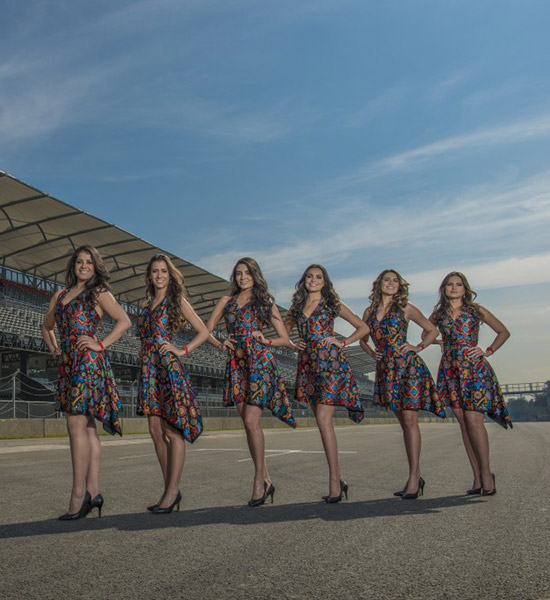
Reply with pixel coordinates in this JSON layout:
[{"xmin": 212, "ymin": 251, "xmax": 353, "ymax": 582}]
[
  {"xmin": 402, "ymin": 477, "xmax": 425, "ymax": 500},
  {"xmin": 59, "ymin": 491, "xmax": 91, "ymax": 521},
  {"xmin": 151, "ymin": 491, "xmax": 182, "ymax": 514}
]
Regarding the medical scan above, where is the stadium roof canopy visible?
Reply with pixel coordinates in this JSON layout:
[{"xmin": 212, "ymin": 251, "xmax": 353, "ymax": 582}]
[{"xmin": 0, "ymin": 170, "xmax": 375, "ymax": 374}]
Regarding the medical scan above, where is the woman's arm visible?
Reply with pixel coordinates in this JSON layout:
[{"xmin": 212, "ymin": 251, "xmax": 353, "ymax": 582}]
[
  {"xmin": 252, "ymin": 305, "xmax": 290, "ymax": 348},
  {"xmin": 76, "ymin": 291, "xmax": 131, "ymax": 353},
  {"xmin": 401, "ymin": 303, "xmax": 439, "ymax": 353},
  {"xmin": 321, "ymin": 303, "xmax": 370, "ymax": 349},
  {"xmin": 284, "ymin": 312, "xmax": 304, "ymax": 353},
  {"xmin": 160, "ymin": 298, "xmax": 209, "ymax": 358},
  {"xmin": 423, "ymin": 312, "xmax": 443, "ymax": 349},
  {"xmin": 41, "ymin": 291, "xmax": 62, "ymax": 358},
  {"xmin": 205, "ymin": 296, "xmax": 235, "ymax": 351},
  {"xmin": 359, "ymin": 307, "xmax": 381, "ymax": 360},
  {"xmin": 467, "ymin": 305, "xmax": 510, "ymax": 359}
]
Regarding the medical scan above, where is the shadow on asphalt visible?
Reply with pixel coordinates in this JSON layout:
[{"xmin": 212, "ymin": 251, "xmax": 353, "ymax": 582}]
[{"xmin": 0, "ymin": 494, "xmax": 485, "ymax": 539}]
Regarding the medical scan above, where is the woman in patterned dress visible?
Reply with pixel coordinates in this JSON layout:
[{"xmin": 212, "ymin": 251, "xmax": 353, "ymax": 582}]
[
  {"xmin": 361, "ymin": 269, "xmax": 445, "ymax": 499},
  {"xmin": 286, "ymin": 265, "xmax": 369, "ymax": 503},
  {"xmin": 42, "ymin": 245, "xmax": 131, "ymax": 520},
  {"xmin": 138, "ymin": 254, "xmax": 209, "ymax": 514},
  {"xmin": 430, "ymin": 272, "xmax": 511, "ymax": 496},
  {"xmin": 207, "ymin": 257, "xmax": 295, "ymax": 507}
]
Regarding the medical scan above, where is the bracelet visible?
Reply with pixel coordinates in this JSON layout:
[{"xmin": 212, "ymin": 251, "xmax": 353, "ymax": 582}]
[
  {"xmin": 341, "ymin": 340, "xmax": 347, "ymax": 348},
  {"xmin": 418, "ymin": 342, "xmax": 425, "ymax": 351},
  {"xmin": 181, "ymin": 345, "xmax": 189, "ymax": 356},
  {"xmin": 486, "ymin": 346, "xmax": 494, "ymax": 355},
  {"xmin": 267, "ymin": 339, "xmax": 273, "ymax": 346},
  {"xmin": 97, "ymin": 341, "xmax": 105, "ymax": 352}
]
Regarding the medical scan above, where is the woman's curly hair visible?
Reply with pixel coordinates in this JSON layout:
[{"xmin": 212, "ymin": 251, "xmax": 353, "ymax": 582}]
[
  {"xmin": 228, "ymin": 257, "xmax": 275, "ymax": 327},
  {"xmin": 65, "ymin": 245, "xmax": 110, "ymax": 312},
  {"xmin": 432, "ymin": 271, "xmax": 483, "ymax": 324},
  {"xmin": 145, "ymin": 254, "xmax": 188, "ymax": 332},
  {"xmin": 289, "ymin": 264, "xmax": 341, "ymax": 320},
  {"xmin": 365, "ymin": 269, "xmax": 409, "ymax": 318}
]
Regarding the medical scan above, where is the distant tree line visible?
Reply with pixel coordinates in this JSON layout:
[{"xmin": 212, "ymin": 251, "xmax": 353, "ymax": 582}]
[{"xmin": 506, "ymin": 381, "xmax": 550, "ymax": 422}]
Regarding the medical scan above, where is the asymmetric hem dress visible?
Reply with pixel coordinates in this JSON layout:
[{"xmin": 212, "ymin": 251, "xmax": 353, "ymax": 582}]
[
  {"xmin": 366, "ymin": 307, "xmax": 445, "ymax": 417},
  {"xmin": 294, "ymin": 300, "xmax": 364, "ymax": 423},
  {"xmin": 223, "ymin": 296, "xmax": 295, "ymax": 428},
  {"xmin": 436, "ymin": 311, "xmax": 512, "ymax": 429},
  {"xmin": 137, "ymin": 298, "xmax": 203, "ymax": 442},
  {"xmin": 54, "ymin": 289, "xmax": 122, "ymax": 436}
]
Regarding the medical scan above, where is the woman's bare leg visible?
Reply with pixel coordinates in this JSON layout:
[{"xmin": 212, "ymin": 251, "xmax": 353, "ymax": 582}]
[
  {"xmin": 157, "ymin": 420, "xmax": 185, "ymax": 508},
  {"xmin": 463, "ymin": 410, "xmax": 493, "ymax": 490},
  {"xmin": 148, "ymin": 415, "xmax": 170, "ymax": 486},
  {"xmin": 395, "ymin": 409, "xmax": 422, "ymax": 493},
  {"xmin": 312, "ymin": 404, "xmax": 342, "ymax": 497},
  {"xmin": 237, "ymin": 403, "xmax": 268, "ymax": 500},
  {"xmin": 85, "ymin": 418, "xmax": 101, "ymax": 498},
  {"xmin": 66, "ymin": 414, "xmax": 91, "ymax": 513},
  {"xmin": 452, "ymin": 407, "xmax": 482, "ymax": 489}
]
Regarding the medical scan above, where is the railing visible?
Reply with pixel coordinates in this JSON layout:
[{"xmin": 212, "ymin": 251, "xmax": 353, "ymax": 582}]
[
  {"xmin": 0, "ymin": 370, "xmax": 381, "ymax": 420},
  {"xmin": 501, "ymin": 382, "xmax": 548, "ymax": 395}
]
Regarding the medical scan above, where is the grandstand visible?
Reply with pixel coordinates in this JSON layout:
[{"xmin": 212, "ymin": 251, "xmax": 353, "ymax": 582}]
[{"xmin": 0, "ymin": 170, "xmax": 376, "ymax": 417}]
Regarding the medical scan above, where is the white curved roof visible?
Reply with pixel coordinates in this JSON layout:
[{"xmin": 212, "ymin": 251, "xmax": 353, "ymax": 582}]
[{"xmin": 0, "ymin": 170, "xmax": 375, "ymax": 374}]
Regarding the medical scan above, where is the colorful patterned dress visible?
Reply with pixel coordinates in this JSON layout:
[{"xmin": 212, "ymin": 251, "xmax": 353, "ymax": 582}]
[
  {"xmin": 436, "ymin": 311, "xmax": 512, "ymax": 429},
  {"xmin": 54, "ymin": 289, "xmax": 122, "ymax": 435},
  {"xmin": 366, "ymin": 307, "xmax": 445, "ymax": 417},
  {"xmin": 137, "ymin": 298, "xmax": 203, "ymax": 442},
  {"xmin": 223, "ymin": 296, "xmax": 295, "ymax": 428},
  {"xmin": 294, "ymin": 300, "xmax": 364, "ymax": 423}
]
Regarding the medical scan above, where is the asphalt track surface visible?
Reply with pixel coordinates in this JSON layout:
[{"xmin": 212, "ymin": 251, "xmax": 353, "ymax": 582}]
[{"xmin": 1, "ymin": 422, "xmax": 549, "ymax": 600}]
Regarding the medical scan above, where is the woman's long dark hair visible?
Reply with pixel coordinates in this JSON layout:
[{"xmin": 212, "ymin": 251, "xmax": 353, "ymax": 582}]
[
  {"xmin": 289, "ymin": 264, "xmax": 340, "ymax": 320},
  {"xmin": 65, "ymin": 245, "xmax": 110, "ymax": 312},
  {"xmin": 433, "ymin": 271, "xmax": 483, "ymax": 324},
  {"xmin": 366, "ymin": 269, "xmax": 409, "ymax": 317},
  {"xmin": 146, "ymin": 254, "xmax": 187, "ymax": 332},
  {"xmin": 229, "ymin": 257, "xmax": 274, "ymax": 327}
]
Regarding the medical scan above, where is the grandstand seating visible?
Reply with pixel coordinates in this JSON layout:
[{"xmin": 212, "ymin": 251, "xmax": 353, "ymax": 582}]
[{"xmin": 0, "ymin": 277, "xmax": 374, "ymax": 397}]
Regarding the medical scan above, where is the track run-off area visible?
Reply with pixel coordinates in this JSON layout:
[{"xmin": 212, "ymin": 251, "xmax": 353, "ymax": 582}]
[{"xmin": 1, "ymin": 422, "xmax": 549, "ymax": 600}]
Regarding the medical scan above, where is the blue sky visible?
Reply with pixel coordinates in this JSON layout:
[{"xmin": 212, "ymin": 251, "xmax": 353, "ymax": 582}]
[{"xmin": 1, "ymin": 0, "xmax": 549, "ymax": 383}]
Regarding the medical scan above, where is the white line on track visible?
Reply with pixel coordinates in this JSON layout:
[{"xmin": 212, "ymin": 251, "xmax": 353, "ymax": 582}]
[{"xmin": 237, "ymin": 449, "xmax": 356, "ymax": 462}]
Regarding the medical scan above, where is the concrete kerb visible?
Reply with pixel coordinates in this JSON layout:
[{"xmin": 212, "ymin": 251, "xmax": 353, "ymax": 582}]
[{"xmin": 0, "ymin": 415, "xmax": 450, "ymax": 439}]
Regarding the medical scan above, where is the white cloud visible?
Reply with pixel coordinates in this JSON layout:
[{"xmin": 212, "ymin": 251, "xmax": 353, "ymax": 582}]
[
  {"xmin": 334, "ymin": 253, "xmax": 550, "ymax": 300},
  {"xmin": 329, "ymin": 112, "xmax": 550, "ymax": 189},
  {"xmin": 198, "ymin": 170, "xmax": 550, "ymax": 286}
]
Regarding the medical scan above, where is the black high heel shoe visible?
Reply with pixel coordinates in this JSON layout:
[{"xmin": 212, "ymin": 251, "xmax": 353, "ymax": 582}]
[
  {"xmin": 481, "ymin": 473, "xmax": 496, "ymax": 496},
  {"xmin": 393, "ymin": 488, "xmax": 405, "ymax": 497},
  {"xmin": 402, "ymin": 477, "xmax": 425, "ymax": 500},
  {"xmin": 322, "ymin": 479, "xmax": 348, "ymax": 501},
  {"xmin": 151, "ymin": 491, "xmax": 182, "ymax": 514},
  {"xmin": 466, "ymin": 486, "xmax": 482, "ymax": 495},
  {"xmin": 59, "ymin": 491, "xmax": 91, "ymax": 521},
  {"xmin": 147, "ymin": 504, "xmax": 158, "ymax": 512},
  {"xmin": 248, "ymin": 481, "xmax": 275, "ymax": 507},
  {"xmin": 325, "ymin": 480, "xmax": 349, "ymax": 504},
  {"xmin": 89, "ymin": 493, "xmax": 104, "ymax": 517}
]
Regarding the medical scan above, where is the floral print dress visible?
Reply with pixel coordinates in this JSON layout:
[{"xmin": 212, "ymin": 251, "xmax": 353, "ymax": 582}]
[
  {"xmin": 223, "ymin": 296, "xmax": 295, "ymax": 428},
  {"xmin": 294, "ymin": 300, "xmax": 364, "ymax": 423},
  {"xmin": 137, "ymin": 298, "xmax": 203, "ymax": 442},
  {"xmin": 54, "ymin": 289, "xmax": 122, "ymax": 435},
  {"xmin": 437, "ymin": 311, "xmax": 512, "ymax": 429},
  {"xmin": 366, "ymin": 307, "xmax": 445, "ymax": 417}
]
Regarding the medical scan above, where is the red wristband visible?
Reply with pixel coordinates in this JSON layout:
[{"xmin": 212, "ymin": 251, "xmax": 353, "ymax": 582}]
[
  {"xmin": 181, "ymin": 345, "xmax": 189, "ymax": 356},
  {"xmin": 268, "ymin": 339, "xmax": 273, "ymax": 346},
  {"xmin": 486, "ymin": 346, "xmax": 494, "ymax": 355},
  {"xmin": 98, "ymin": 341, "xmax": 105, "ymax": 352},
  {"xmin": 418, "ymin": 342, "xmax": 425, "ymax": 351},
  {"xmin": 341, "ymin": 340, "xmax": 347, "ymax": 348}
]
